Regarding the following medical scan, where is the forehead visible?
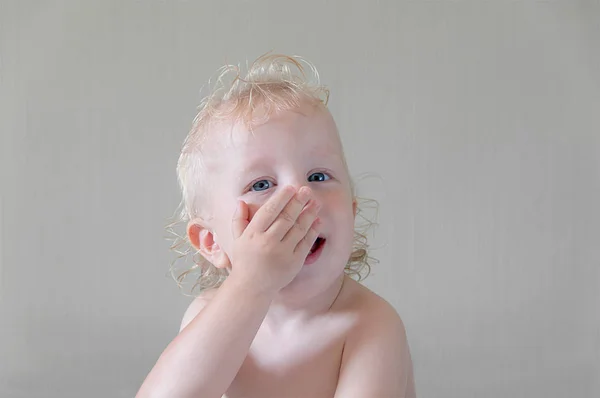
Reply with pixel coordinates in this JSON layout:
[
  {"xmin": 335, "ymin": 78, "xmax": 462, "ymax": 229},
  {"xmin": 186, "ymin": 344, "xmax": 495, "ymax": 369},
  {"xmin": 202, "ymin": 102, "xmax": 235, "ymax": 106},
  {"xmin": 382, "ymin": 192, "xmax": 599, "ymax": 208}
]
[{"xmin": 205, "ymin": 103, "xmax": 344, "ymax": 162}]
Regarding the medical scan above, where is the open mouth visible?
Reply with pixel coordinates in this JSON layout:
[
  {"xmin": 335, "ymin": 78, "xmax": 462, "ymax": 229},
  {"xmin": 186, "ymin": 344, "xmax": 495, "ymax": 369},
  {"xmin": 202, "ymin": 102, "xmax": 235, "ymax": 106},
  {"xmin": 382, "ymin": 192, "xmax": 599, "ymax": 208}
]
[
  {"xmin": 305, "ymin": 236, "xmax": 326, "ymax": 266},
  {"xmin": 309, "ymin": 237, "xmax": 326, "ymax": 254}
]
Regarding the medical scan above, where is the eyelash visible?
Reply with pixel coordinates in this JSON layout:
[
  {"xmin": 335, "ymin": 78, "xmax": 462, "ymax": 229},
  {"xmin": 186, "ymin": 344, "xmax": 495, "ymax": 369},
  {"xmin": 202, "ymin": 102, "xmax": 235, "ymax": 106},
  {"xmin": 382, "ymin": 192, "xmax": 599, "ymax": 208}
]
[{"xmin": 248, "ymin": 172, "xmax": 332, "ymax": 192}]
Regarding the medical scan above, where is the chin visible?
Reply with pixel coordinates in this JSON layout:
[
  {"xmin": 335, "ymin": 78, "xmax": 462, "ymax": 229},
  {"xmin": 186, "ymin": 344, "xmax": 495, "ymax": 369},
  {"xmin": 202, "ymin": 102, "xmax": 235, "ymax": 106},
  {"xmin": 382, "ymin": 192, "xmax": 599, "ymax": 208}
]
[{"xmin": 283, "ymin": 249, "xmax": 348, "ymax": 293}]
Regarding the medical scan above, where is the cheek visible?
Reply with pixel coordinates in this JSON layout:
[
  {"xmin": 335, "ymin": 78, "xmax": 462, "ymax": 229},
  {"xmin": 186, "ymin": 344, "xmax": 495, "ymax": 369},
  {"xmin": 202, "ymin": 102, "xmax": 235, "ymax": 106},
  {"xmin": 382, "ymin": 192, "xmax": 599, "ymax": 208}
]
[
  {"xmin": 326, "ymin": 193, "xmax": 355, "ymax": 233},
  {"xmin": 214, "ymin": 198, "xmax": 261, "ymax": 249},
  {"xmin": 210, "ymin": 202, "xmax": 239, "ymax": 252},
  {"xmin": 245, "ymin": 202, "xmax": 261, "ymax": 222},
  {"xmin": 341, "ymin": 209, "xmax": 357, "ymax": 246}
]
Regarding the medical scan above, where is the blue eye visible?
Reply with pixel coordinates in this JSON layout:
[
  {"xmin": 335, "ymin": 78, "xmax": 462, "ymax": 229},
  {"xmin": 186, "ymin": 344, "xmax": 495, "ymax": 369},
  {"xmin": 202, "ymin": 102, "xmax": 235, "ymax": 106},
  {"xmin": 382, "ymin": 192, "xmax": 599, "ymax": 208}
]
[
  {"xmin": 251, "ymin": 180, "xmax": 274, "ymax": 192},
  {"xmin": 308, "ymin": 172, "xmax": 330, "ymax": 182}
]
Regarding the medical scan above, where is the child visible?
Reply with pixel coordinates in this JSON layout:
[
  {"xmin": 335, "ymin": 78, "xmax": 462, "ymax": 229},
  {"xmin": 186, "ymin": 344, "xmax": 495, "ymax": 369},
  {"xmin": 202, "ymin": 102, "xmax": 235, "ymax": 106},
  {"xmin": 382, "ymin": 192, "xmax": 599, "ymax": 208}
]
[{"xmin": 137, "ymin": 53, "xmax": 416, "ymax": 398}]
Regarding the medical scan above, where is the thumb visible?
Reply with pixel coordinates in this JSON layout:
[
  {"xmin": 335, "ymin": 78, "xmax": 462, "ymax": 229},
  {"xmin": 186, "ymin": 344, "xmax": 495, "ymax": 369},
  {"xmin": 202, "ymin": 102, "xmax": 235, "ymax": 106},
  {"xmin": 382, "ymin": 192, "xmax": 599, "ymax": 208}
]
[{"xmin": 232, "ymin": 200, "xmax": 249, "ymax": 239}]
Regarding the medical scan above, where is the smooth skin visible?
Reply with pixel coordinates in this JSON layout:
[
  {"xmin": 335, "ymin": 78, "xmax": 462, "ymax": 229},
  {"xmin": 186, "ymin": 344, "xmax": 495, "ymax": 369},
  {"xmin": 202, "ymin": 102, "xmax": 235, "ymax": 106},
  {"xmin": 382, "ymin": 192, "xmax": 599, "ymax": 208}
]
[
  {"xmin": 137, "ymin": 186, "xmax": 321, "ymax": 398},
  {"xmin": 137, "ymin": 102, "xmax": 415, "ymax": 398}
]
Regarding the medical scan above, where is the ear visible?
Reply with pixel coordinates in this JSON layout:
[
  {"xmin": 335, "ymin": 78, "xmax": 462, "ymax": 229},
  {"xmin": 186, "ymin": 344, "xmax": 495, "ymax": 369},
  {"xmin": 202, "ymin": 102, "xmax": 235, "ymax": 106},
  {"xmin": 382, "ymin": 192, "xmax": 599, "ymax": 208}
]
[{"xmin": 187, "ymin": 219, "xmax": 227, "ymax": 269}]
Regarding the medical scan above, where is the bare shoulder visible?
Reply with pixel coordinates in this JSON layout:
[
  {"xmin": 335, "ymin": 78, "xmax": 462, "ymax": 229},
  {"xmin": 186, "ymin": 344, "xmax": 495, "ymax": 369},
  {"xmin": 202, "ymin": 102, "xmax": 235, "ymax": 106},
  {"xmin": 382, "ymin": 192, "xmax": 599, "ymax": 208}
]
[
  {"xmin": 333, "ymin": 277, "xmax": 416, "ymax": 398},
  {"xmin": 179, "ymin": 288, "xmax": 219, "ymax": 332},
  {"xmin": 342, "ymin": 278, "xmax": 410, "ymax": 355},
  {"xmin": 336, "ymin": 277, "xmax": 406, "ymax": 330}
]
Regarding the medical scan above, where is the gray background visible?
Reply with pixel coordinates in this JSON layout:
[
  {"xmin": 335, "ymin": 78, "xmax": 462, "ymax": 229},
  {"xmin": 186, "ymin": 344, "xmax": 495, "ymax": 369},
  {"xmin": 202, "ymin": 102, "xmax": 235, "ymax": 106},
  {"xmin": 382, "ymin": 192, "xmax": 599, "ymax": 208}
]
[{"xmin": 1, "ymin": 1, "xmax": 599, "ymax": 397}]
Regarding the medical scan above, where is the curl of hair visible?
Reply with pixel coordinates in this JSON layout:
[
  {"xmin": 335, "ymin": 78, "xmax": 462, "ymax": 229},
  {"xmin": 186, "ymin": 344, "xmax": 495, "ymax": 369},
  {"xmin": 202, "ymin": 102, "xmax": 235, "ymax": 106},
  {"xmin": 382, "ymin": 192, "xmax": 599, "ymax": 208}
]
[{"xmin": 167, "ymin": 53, "xmax": 378, "ymax": 296}]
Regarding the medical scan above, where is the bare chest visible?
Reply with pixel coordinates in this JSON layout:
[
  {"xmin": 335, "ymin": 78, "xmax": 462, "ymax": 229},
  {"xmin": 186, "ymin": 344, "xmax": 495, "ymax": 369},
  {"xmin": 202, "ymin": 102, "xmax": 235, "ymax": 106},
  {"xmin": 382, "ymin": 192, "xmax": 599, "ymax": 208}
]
[{"xmin": 223, "ymin": 321, "xmax": 346, "ymax": 398}]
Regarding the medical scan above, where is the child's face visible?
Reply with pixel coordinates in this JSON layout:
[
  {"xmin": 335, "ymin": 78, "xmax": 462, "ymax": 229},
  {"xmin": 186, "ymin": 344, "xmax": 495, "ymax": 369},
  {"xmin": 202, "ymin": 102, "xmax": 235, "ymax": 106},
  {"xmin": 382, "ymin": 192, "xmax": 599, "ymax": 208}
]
[{"xmin": 202, "ymin": 102, "xmax": 356, "ymax": 287}]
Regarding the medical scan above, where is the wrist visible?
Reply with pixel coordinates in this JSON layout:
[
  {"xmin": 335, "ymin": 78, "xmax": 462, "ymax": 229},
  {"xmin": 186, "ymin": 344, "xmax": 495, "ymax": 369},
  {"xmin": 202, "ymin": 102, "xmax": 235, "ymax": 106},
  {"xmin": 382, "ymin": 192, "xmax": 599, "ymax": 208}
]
[{"xmin": 224, "ymin": 273, "xmax": 278, "ymax": 301}]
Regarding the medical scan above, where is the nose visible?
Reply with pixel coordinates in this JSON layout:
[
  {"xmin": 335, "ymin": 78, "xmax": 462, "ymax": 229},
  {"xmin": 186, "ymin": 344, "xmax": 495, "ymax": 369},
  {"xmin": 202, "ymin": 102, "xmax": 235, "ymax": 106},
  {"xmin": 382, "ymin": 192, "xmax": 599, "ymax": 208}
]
[
  {"xmin": 287, "ymin": 180, "xmax": 321, "ymax": 209},
  {"xmin": 285, "ymin": 175, "xmax": 309, "ymax": 192},
  {"xmin": 289, "ymin": 180, "xmax": 312, "ymax": 197}
]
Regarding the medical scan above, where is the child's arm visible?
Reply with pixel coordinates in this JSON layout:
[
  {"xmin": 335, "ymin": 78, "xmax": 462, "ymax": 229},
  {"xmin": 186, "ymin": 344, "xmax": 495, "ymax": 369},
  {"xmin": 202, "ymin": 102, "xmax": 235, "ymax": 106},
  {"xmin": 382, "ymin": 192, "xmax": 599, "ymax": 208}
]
[
  {"xmin": 136, "ymin": 275, "xmax": 274, "ymax": 398},
  {"xmin": 333, "ymin": 298, "xmax": 415, "ymax": 398},
  {"xmin": 136, "ymin": 186, "xmax": 321, "ymax": 398}
]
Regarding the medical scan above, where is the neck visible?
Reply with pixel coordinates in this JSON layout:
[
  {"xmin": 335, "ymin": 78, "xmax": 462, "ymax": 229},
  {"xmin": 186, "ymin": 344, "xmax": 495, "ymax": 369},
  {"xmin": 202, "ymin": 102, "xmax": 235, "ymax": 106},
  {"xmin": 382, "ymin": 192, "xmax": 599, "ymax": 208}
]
[{"xmin": 262, "ymin": 273, "xmax": 346, "ymax": 332}]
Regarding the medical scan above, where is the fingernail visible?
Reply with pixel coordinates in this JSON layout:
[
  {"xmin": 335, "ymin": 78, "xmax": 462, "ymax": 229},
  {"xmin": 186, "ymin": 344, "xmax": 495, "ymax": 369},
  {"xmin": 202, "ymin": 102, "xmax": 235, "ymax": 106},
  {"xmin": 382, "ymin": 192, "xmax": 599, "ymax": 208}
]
[{"xmin": 298, "ymin": 187, "xmax": 310, "ymax": 199}]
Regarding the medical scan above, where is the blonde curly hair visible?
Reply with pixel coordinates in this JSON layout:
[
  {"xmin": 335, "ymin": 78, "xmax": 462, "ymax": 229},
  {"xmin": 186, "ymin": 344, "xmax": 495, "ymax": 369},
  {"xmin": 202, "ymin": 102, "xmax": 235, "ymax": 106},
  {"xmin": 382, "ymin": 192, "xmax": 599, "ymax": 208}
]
[{"xmin": 166, "ymin": 53, "xmax": 377, "ymax": 296}]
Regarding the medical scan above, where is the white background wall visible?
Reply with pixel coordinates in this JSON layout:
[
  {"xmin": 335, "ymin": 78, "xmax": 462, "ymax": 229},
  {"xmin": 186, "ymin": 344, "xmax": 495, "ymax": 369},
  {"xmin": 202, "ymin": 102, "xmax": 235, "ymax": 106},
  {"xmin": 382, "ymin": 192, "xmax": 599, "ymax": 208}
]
[{"xmin": 1, "ymin": 1, "xmax": 598, "ymax": 397}]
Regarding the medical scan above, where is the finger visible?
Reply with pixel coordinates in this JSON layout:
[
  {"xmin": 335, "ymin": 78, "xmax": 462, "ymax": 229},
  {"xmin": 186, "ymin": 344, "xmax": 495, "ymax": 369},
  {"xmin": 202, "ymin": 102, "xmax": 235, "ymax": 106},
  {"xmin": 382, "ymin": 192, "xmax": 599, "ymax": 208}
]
[
  {"xmin": 266, "ymin": 186, "xmax": 313, "ymax": 240},
  {"xmin": 232, "ymin": 200, "xmax": 249, "ymax": 239},
  {"xmin": 294, "ymin": 217, "xmax": 321, "ymax": 255},
  {"xmin": 281, "ymin": 199, "xmax": 320, "ymax": 245},
  {"xmin": 247, "ymin": 186, "xmax": 297, "ymax": 232}
]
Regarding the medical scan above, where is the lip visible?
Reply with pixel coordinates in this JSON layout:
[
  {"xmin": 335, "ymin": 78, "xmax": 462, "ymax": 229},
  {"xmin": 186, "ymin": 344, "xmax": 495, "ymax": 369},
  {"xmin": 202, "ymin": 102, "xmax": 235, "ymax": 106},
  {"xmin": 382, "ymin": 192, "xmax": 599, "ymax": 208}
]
[{"xmin": 304, "ymin": 237, "xmax": 326, "ymax": 266}]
